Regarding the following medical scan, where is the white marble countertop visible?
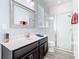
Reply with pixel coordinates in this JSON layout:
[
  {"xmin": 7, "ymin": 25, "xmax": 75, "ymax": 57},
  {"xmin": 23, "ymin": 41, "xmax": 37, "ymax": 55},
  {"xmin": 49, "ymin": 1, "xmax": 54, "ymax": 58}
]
[{"xmin": 1, "ymin": 35, "xmax": 47, "ymax": 51}]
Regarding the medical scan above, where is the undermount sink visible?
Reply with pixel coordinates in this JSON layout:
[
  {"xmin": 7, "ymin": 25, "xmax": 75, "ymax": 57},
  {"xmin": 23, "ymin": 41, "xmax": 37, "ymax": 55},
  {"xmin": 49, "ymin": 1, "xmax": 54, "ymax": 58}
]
[{"xmin": 11, "ymin": 34, "xmax": 44, "ymax": 44}]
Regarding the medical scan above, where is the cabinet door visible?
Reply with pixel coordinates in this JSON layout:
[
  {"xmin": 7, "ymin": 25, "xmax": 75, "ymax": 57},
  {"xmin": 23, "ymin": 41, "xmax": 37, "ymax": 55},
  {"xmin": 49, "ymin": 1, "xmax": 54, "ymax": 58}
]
[
  {"xmin": 20, "ymin": 48, "xmax": 39, "ymax": 59},
  {"xmin": 32, "ymin": 48, "xmax": 39, "ymax": 59},
  {"xmin": 44, "ymin": 42, "xmax": 48, "ymax": 56},
  {"xmin": 14, "ymin": 42, "xmax": 38, "ymax": 59},
  {"xmin": 40, "ymin": 44, "xmax": 44, "ymax": 59},
  {"xmin": 20, "ymin": 54, "xmax": 33, "ymax": 59}
]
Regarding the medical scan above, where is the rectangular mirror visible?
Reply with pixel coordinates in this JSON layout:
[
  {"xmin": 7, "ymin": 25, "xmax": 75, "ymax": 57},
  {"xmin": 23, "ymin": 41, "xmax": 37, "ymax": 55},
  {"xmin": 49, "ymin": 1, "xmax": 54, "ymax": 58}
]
[{"xmin": 10, "ymin": 0, "xmax": 35, "ymax": 28}]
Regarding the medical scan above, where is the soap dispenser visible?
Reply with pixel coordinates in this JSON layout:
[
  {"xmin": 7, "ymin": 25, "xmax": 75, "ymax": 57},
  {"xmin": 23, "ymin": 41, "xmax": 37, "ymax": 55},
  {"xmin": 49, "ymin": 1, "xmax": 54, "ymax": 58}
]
[{"xmin": 4, "ymin": 33, "xmax": 10, "ymax": 43}]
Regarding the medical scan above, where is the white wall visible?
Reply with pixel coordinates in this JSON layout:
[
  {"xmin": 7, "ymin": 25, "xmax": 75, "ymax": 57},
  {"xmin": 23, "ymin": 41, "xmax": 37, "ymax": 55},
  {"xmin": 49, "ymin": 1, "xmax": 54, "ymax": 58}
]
[
  {"xmin": 38, "ymin": 0, "xmax": 49, "ymax": 14},
  {"xmin": 52, "ymin": 2, "xmax": 73, "ymax": 14},
  {"xmin": 0, "ymin": 0, "xmax": 10, "ymax": 59},
  {"xmin": 36, "ymin": 0, "xmax": 49, "ymax": 35},
  {"xmin": 72, "ymin": 0, "xmax": 78, "ymax": 59}
]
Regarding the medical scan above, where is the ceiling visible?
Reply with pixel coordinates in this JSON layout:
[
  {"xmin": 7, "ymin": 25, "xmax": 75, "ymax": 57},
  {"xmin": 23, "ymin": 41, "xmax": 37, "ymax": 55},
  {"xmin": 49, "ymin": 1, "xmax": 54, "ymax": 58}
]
[{"xmin": 43, "ymin": 0, "xmax": 72, "ymax": 7}]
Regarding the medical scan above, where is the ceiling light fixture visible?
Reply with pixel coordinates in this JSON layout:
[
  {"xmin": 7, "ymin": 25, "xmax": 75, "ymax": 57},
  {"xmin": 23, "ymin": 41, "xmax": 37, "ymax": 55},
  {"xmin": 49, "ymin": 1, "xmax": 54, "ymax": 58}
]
[
  {"xmin": 49, "ymin": 17, "xmax": 54, "ymax": 20},
  {"xmin": 57, "ymin": 0, "xmax": 61, "ymax": 4},
  {"xmin": 31, "ymin": 1, "xmax": 34, "ymax": 6},
  {"xmin": 27, "ymin": 0, "xmax": 31, "ymax": 3},
  {"xmin": 27, "ymin": 0, "xmax": 34, "ymax": 6}
]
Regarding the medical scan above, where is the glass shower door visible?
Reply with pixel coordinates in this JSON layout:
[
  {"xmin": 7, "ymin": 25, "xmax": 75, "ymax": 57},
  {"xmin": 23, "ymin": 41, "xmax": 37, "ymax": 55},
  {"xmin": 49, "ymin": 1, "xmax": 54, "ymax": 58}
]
[{"xmin": 56, "ymin": 12, "xmax": 73, "ymax": 52}]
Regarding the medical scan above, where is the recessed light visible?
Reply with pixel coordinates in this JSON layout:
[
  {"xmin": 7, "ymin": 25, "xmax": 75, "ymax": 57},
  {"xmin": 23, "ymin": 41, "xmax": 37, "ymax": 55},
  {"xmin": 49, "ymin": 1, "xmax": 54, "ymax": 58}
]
[
  {"xmin": 57, "ymin": 0, "xmax": 61, "ymax": 4},
  {"xmin": 49, "ymin": 17, "xmax": 54, "ymax": 20},
  {"xmin": 27, "ymin": 0, "xmax": 31, "ymax": 3},
  {"xmin": 31, "ymin": 2, "xmax": 34, "ymax": 6}
]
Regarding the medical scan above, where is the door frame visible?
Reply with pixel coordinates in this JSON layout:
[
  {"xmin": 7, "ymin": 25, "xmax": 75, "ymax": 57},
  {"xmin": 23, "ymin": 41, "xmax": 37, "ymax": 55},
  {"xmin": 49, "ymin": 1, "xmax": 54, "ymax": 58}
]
[{"xmin": 54, "ymin": 11, "xmax": 74, "ymax": 53}]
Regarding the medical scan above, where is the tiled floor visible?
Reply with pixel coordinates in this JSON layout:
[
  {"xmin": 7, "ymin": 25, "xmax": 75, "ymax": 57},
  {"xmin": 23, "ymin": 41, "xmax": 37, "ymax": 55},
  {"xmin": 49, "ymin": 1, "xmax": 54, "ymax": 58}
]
[{"xmin": 44, "ymin": 50, "xmax": 75, "ymax": 59}]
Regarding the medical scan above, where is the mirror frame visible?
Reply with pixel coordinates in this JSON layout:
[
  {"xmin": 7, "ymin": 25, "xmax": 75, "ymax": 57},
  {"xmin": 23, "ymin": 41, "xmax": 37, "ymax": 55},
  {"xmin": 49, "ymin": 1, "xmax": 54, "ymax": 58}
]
[{"xmin": 10, "ymin": 0, "xmax": 36, "ymax": 28}]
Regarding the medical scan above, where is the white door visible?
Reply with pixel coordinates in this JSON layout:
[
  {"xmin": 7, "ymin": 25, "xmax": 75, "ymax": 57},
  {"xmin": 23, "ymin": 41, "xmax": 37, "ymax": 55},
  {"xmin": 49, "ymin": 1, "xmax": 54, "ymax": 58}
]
[{"xmin": 56, "ymin": 12, "xmax": 73, "ymax": 52}]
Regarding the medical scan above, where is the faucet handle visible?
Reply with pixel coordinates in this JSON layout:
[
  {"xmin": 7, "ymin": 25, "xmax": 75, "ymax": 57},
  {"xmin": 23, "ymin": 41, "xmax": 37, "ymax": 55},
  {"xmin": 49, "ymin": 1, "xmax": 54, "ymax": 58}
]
[{"xmin": 26, "ymin": 33, "xmax": 31, "ymax": 38}]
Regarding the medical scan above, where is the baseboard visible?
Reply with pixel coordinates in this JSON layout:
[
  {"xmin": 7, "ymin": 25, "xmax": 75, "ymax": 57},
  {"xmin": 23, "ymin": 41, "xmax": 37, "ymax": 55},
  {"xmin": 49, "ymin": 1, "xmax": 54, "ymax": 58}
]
[
  {"xmin": 48, "ymin": 48, "xmax": 55, "ymax": 52},
  {"xmin": 55, "ymin": 48, "xmax": 74, "ymax": 55}
]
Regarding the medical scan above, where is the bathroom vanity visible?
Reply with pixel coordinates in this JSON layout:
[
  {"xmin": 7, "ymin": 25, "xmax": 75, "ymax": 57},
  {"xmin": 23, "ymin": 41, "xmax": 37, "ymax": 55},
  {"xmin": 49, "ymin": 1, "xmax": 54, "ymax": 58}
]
[{"xmin": 2, "ymin": 36, "xmax": 48, "ymax": 59}]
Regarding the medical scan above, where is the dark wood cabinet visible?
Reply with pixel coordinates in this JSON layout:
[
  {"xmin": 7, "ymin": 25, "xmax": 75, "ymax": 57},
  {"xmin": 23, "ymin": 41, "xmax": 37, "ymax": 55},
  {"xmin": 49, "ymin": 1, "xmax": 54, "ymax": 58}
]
[
  {"xmin": 13, "ymin": 42, "xmax": 38, "ymax": 59},
  {"xmin": 2, "ymin": 37, "xmax": 48, "ymax": 59},
  {"xmin": 44, "ymin": 42, "xmax": 48, "ymax": 56},
  {"xmin": 40, "ymin": 44, "xmax": 44, "ymax": 59},
  {"xmin": 39, "ymin": 37, "xmax": 48, "ymax": 59},
  {"xmin": 20, "ymin": 48, "xmax": 39, "ymax": 59}
]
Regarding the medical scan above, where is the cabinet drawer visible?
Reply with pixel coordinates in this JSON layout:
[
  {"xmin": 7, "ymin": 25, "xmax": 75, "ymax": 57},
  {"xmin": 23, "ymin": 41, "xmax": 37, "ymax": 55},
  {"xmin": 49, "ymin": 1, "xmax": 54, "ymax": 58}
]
[
  {"xmin": 13, "ymin": 41, "xmax": 38, "ymax": 59},
  {"xmin": 39, "ymin": 37, "xmax": 48, "ymax": 45},
  {"xmin": 20, "ymin": 48, "xmax": 39, "ymax": 59}
]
